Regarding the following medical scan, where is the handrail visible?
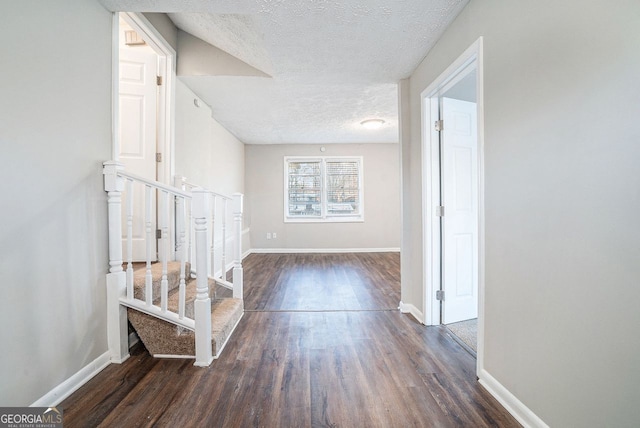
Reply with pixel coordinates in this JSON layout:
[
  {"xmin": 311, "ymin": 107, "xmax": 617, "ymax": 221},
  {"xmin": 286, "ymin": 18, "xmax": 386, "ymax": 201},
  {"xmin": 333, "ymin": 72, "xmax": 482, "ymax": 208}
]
[
  {"xmin": 211, "ymin": 276, "xmax": 233, "ymax": 291},
  {"xmin": 120, "ymin": 297, "xmax": 195, "ymax": 331},
  {"xmin": 179, "ymin": 178, "xmax": 232, "ymax": 201},
  {"xmin": 119, "ymin": 170, "xmax": 192, "ymax": 199}
]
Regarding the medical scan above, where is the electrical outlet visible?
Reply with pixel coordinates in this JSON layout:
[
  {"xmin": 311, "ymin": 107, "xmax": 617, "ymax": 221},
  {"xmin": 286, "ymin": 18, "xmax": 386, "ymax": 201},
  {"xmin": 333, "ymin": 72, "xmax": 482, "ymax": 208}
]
[
  {"xmin": 266, "ymin": 233, "xmax": 272, "ymax": 240},
  {"xmin": 272, "ymin": 232, "xmax": 277, "ymax": 239}
]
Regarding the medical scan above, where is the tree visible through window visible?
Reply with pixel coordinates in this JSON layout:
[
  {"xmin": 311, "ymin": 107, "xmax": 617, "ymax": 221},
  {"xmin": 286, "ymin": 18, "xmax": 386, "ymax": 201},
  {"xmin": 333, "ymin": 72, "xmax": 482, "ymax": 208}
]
[{"xmin": 285, "ymin": 157, "xmax": 363, "ymax": 222}]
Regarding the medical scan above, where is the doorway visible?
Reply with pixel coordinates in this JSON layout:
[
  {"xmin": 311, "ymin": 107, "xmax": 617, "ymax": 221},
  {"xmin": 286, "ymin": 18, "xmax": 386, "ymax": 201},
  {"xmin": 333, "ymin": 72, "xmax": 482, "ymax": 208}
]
[
  {"xmin": 422, "ymin": 38, "xmax": 485, "ymax": 367},
  {"xmin": 115, "ymin": 12, "xmax": 176, "ymax": 261},
  {"xmin": 440, "ymin": 83, "xmax": 479, "ymax": 325}
]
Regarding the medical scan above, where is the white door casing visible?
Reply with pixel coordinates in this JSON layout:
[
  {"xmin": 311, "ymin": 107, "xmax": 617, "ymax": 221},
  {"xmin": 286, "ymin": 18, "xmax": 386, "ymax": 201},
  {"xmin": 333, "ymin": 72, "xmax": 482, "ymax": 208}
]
[
  {"xmin": 441, "ymin": 97, "xmax": 478, "ymax": 324},
  {"xmin": 420, "ymin": 37, "xmax": 484, "ymax": 374},
  {"xmin": 119, "ymin": 45, "xmax": 158, "ymax": 261}
]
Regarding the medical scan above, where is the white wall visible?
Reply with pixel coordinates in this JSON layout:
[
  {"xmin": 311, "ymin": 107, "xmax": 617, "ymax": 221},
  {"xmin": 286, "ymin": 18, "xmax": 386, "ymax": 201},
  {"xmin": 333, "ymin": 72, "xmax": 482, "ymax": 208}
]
[
  {"xmin": 0, "ymin": 0, "xmax": 112, "ymax": 405},
  {"xmin": 245, "ymin": 144, "xmax": 401, "ymax": 250},
  {"xmin": 401, "ymin": 0, "xmax": 640, "ymax": 426},
  {"xmin": 175, "ymin": 79, "xmax": 248, "ymax": 252},
  {"xmin": 175, "ymin": 79, "xmax": 245, "ymax": 196}
]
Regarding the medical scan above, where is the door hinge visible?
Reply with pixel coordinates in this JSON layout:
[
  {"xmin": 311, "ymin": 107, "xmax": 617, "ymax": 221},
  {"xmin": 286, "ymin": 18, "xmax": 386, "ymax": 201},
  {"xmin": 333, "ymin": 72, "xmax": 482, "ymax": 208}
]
[
  {"xmin": 434, "ymin": 119, "xmax": 444, "ymax": 132},
  {"xmin": 436, "ymin": 290, "xmax": 445, "ymax": 301},
  {"xmin": 436, "ymin": 206, "xmax": 445, "ymax": 217},
  {"xmin": 156, "ymin": 229, "xmax": 162, "ymax": 239},
  {"xmin": 156, "ymin": 75, "xmax": 163, "ymax": 86},
  {"xmin": 156, "ymin": 152, "xmax": 162, "ymax": 163}
]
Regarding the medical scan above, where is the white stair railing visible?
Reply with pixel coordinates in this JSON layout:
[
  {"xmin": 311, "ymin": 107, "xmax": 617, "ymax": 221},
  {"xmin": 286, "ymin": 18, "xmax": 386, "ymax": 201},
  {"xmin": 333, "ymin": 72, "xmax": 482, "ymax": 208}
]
[
  {"xmin": 175, "ymin": 177, "xmax": 244, "ymax": 299},
  {"xmin": 104, "ymin": 164, "xmax": 244, "ymax": 367}
]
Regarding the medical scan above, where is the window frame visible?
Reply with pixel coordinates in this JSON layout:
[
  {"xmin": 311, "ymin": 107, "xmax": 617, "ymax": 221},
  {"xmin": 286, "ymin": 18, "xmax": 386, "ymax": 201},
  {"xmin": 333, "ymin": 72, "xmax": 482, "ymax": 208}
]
[{"xmin": 284, "ymin": 156, "xmax": 364, "ymax": 223}]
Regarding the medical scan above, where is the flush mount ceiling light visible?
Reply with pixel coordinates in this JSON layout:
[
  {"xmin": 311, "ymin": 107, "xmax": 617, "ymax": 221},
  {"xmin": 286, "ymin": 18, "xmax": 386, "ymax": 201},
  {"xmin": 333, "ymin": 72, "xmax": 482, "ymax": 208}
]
[{"xmin": 360, "ymin": 119, "xmax": 385, "ymax": 130}]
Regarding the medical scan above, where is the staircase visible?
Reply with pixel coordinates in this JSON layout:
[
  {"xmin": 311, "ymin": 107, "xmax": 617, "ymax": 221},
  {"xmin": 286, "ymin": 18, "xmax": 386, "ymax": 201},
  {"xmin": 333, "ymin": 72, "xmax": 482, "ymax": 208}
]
[
  {"xmin": 127, "ymin": 262, "xmax": 243, "ymax": 358},
  {"xmin": 103, "ymin": 162, "xmax": 244, "ymax": 366}
]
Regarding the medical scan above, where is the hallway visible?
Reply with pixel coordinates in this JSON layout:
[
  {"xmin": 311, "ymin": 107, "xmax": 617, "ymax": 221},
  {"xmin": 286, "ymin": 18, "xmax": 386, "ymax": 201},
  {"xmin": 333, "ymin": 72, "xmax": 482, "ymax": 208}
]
[{"xmin": 61, "ymin": 253, "xmax": 518, "ymax": 427}]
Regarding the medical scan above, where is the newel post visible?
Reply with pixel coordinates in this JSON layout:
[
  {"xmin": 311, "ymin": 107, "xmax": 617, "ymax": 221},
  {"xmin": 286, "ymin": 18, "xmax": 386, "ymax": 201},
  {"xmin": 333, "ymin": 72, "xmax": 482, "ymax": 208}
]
[
  {"xmin": 104, "ymin": 161, "xmax": 124, "ymax": 273},
  {"xmin": 103, "ymin": 161, "xmax": 129, "ymax": 363},
  {"xmin": 232, "ymin": 193, "xmax": 244, "ymax": 300},
  {"xmin": 192, "ymin": 188, "xmax": 213, "ymax": 367}
]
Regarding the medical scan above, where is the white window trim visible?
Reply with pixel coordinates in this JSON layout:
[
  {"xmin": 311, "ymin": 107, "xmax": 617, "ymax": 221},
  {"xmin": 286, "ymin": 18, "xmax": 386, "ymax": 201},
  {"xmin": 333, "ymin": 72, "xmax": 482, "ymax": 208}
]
[{"xmin": 284, "ymin": 156, "xmax": 364, "ymax": 223}]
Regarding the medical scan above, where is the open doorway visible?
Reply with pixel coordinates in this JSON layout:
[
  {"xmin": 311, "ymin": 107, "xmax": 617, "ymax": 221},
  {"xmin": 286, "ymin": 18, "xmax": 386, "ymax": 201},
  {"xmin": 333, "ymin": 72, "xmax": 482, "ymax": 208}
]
[
  {"xmin": 118, "ymin": 15, "xmax": 159, "ymax": 183},
  {"xmin": 115, "ymin": 12, "xmax": 176, "ymax": 261},
  {"xmin": 422, "ymin": 38, "xmax": 485, "ymax": 366}
]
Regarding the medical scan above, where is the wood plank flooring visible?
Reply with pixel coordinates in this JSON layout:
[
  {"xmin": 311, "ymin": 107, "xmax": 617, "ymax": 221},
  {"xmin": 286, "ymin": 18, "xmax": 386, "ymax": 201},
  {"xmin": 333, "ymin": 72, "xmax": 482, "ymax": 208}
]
[
  {"xmin": 61, "ymin": 253, "xmax": 519, "ymax": 427},
  {"xmin": 241, "ymin": 253, "xmax": 401, "ymax": 311}
]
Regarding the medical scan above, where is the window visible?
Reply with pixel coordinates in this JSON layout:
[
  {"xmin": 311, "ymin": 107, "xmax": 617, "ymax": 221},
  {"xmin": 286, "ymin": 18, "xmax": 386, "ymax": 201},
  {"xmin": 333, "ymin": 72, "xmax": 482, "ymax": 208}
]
[{"xmin": 285, "ymin": 156, "xmax": 363, "ymax": 222}]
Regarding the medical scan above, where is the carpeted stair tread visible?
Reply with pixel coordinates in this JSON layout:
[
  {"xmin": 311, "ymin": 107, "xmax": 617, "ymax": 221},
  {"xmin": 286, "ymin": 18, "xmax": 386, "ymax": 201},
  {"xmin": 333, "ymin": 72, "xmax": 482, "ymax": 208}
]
[
  {"xmin": 164, "ymin": 277, "xmax": 217, "ymax": 319},
  {"xmin": 131, "ymin": 262, "xmax": 190, "ymax": 302},
  {"xmin": 128, "ymin": 297, "xmax": 243, "ymax": 358}
]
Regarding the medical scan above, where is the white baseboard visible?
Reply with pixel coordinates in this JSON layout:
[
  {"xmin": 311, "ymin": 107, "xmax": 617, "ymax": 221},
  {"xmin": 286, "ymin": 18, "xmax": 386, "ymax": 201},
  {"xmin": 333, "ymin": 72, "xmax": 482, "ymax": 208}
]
[
  {"xmin": 249, "ymin": 247, "xmax": 401, "ymax": 254},
  {"xmin": 399, "ymin": 301, "xmax": 424, "ymax": 324},
  {"xmin": 478, "ymin": 369, "xmax": 549, "ymax": 428},
  {"xmin": 31, "ymin": 351, "xmax": 111, "ymax": 407}
]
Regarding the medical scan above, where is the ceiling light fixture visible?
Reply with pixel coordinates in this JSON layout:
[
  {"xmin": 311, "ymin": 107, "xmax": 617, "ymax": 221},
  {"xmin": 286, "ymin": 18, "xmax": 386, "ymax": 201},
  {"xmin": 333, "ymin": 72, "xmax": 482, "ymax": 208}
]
[{"xmin": 360, "ymin": 119, "xmax": 385, "ymax": 130}]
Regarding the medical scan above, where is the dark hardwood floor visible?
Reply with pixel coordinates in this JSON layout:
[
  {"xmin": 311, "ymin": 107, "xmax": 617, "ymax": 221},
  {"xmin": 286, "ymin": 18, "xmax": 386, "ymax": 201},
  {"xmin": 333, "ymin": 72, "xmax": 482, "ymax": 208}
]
[
  {"xmin": 61, "ymin": 252, "xmax": 519, "ymax": 427},
  {"xmin": 242, "ymin": 253, "xmax": 401, "ymax": 311}
]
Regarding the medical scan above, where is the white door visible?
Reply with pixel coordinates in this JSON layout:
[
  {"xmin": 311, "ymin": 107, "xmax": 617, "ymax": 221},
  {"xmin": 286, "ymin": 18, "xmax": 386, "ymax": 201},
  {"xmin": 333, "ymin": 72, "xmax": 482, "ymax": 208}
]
[
  {"xmin": 441, "ymin": 97, "xmax": 478, "ymax": 324},
  {"xmin": 119, "ymin": 45, "xmax": 158, "ymax": 261}
]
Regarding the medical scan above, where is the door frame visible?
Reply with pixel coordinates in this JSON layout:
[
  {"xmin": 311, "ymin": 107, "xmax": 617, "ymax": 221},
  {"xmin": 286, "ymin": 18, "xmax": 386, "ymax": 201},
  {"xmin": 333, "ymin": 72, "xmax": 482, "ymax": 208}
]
[
  {"xmin": 111, "ymin": 12, "xmax": 176, "ymax": 185},
  {"xmin": 420, "ymin": 37, "xmax": 485, "ymax": 370},
  {"xmin": 112, "ymin": 12, "xmax": 177, "ymax": 258}
]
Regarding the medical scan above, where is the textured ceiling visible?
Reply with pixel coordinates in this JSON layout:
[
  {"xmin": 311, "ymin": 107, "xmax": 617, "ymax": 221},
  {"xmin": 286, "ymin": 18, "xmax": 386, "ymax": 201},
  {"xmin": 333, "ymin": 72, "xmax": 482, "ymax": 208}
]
[{"xmin": 100, "ymin": 0, "xmax": 469, "ymax": 144}]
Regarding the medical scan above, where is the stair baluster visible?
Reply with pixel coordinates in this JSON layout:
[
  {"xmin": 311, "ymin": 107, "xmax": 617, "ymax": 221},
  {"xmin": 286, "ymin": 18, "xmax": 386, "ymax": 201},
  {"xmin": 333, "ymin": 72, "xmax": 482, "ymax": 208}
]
[
  {"xmin": 221, "ymin": 198, "xmax": 227, "ymax": 281},
  {"xmin": 189, "ymin": 195, "xmax": 195, "ymax": 276},
  {"xmin": 210, "ymin": 195, "xmax": 216, "ymax": 281},
  {"xmin": 233, "ymin": 193, "xmax": 244, "ymax": 299},
  {"xmin": 144, "ymin": 185, "xmax": 153, "ymax": 306},
  {"xmin": 177, "ymin": 176, "xmax": 195, "ymax": 275},
  {"xmin": 126, "ymin": 179, "xmax": 134, "ymax": 299},
  {"xmin": 160, "ymin": 190, "xmax": 169, "ymax": 313},
  {"xmin": 177, "ymin": 195, "xmax": 187, "ymax": 319}
]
